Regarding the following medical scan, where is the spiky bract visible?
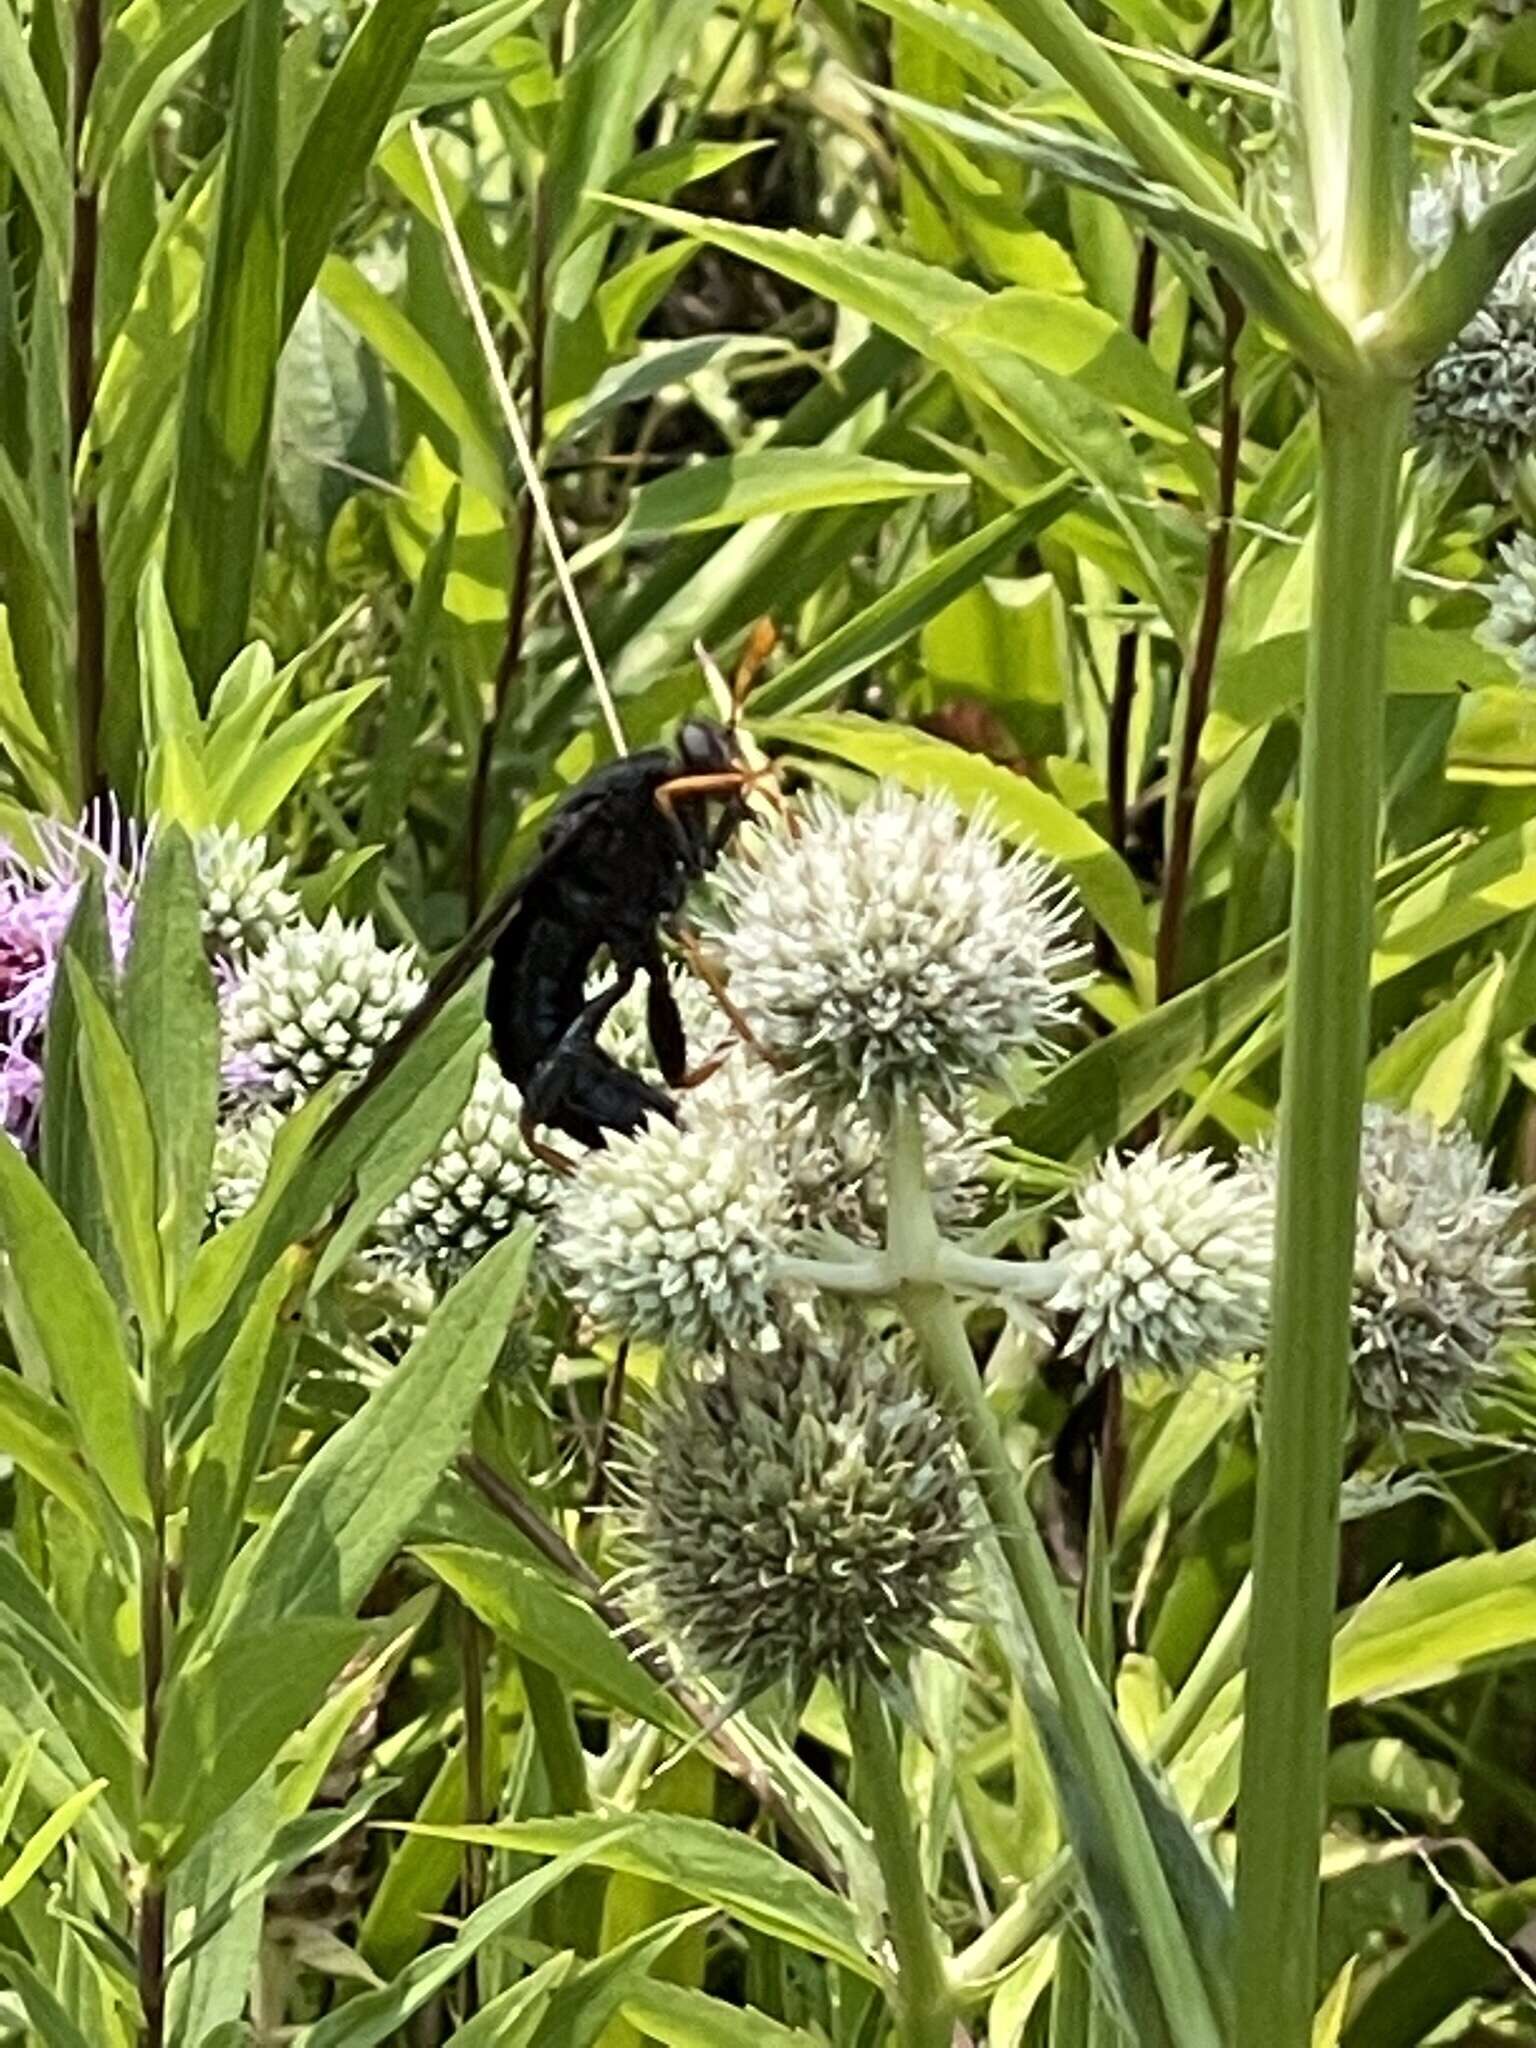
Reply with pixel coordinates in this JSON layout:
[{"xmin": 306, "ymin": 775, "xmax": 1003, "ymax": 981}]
[
  {"xmin": 704, "ymin": 787, "xmax": 1084, "ymax": 1114},
  {"xmin": 622, "ymin": 1331, "xmax": 971, "ymax": 1697},
  {"xmin": 1049, "ymin": 1146, "xmax": 1274, "ymax": 1378},
  {"xmin": 195, "ymin": 825, "xmax": 301, "ymax": 959}
]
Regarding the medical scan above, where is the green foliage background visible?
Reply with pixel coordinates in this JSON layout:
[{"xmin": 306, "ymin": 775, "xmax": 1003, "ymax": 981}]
[{"xmin": 4, "ymin": 0, "xmax": 1536, "ymax": 2042}]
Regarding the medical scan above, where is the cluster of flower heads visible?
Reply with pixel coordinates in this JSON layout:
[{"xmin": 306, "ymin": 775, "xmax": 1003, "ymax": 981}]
[
  {"xmin": 552, "ymin": 788, "xmax": 1071, "ymax": 1359},
  {"xmin": 1411, "ymin": 157, "xmax": 1536, "ymax": 471},
  {"xmin": 616, "ymin": 1325, "xmax": 972, "ymax": 1701},
  {"xmin": 0, "ymin": 806, "xmax": 145, "ymax": 1143}
]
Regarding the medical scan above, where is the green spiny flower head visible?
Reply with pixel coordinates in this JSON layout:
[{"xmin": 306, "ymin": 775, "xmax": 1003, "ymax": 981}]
[
  {"xmin": 1477, "ymin": 533, "xmax": 1536, "ymax": 683},
  {"xmin": 1349, "ymin": 1106, "xmax": 1531, "ymax": 1428},
  {"xmin": 620, "ymin": 1329, "xmax": 972, "ymax": 1699},
  {"xmin": 377, "ymin": 1056, "xmax": 552, "ymax": 1283},
  {"xmin": 1048, "ymin": 1145, "xmax": 1274, "ymax": 1379},
  {"xmin": 194, "ymin": 824, "xmax": 302, "ymax": 959},
  {"xmin": 703, "ymin": 785, "xmax": 1085, "ymax": 1115},
  {"xmin": 1411, "ymin": 157, "xmax": 1536, "ymax": 470},
  {"xmin": 222, "ymin": 910, "xmax": 425, "ymax": 1105}
]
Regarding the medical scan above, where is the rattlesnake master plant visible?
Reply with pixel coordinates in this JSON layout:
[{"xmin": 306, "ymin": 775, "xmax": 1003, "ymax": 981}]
[
  {"xmin": 222, "ymin": 910, "xmax": 425, "ymax": 1105},
  {"xmin": 1411, "ymin": 158, "xmax": 1536, "ymax": 471},
  {"xmin": 1478, "ymin": 534, "xmax": 1536, "ymax": 683},
  {"xmin": 618, "ymin": 1329, "xmax": 972, "ymax": 1701},
  {"xmin": 1346, "ymin": 1107, "xmax": 1531, "ymax": 1429},
  {"xmin": 376, "ymin": 1056, "xmax": 552, "ymax": 1281},
  {"xmin": 194, "ymin": 825, "xmax": 301, "ymax": 959},
  {"xmin": 1048, "ymin": 1146, "xmax": 1275, "ymax": 1380},
  {"xmin": 703, "ymin": 786, "xmax": 1084, "ymax": 1114}
]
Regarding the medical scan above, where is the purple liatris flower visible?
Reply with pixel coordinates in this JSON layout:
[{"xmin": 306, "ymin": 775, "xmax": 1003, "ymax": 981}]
[{"xmin": 0, "ymin": 804, "xmax": 146, "ymax": 1143}]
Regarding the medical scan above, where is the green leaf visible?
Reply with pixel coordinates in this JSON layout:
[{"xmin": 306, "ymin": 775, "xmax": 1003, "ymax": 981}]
[
  {"xmin": 280, "ymin": 0, "xmax": 440, "ymax": 337},
  {"xmin": 0, "ymin": 1142, "xmax": 148, "ymax": 1524},
  {"xmin": 539, "ymin": 1914, "xmax": 715, "ymax": 2048},
  {"xmin": 623, "ymin": 449, "xmax": 967, "ymax": 536},
  {"xmin": 163, "ymin": 0, "xmax": 283, "ymax": 692},
  {"xmin": 1339, "ymin": 1875, "xmax": 1536, "ymax": 2048},
  {"xmin": 1331, "ymin": 1540, "xmax": 1536, "ymax": 1705},
  {"xmin": 441, "ymin": 1954, "xmax": 577, "ymax": 2046},
  {"xmin": 221, "ymin": 678, "xmax": 383, "ymax": 833},
  {"xmin": 209, "ymin": 1226, "xmax": 534, "ymax": 1637},
  {"xmin": 1446, "ymin": 684, "xmax": 1536, "ymax": 786},
  {"xmin": 411, "ymin": 1544, "xmax": 692, "ymax": 1736},
  {"xmin": 750, "ymin": 486, "xmax": 1075, "ymax": 717},
  {"xmin": 0, "ymin": 1371, "xmax": 98, "ymax": 1528},
  {"xmin": 144, "ymin": 1618, "xmax": 370, "ymax": 1867},
  {"xmin": 0, "ymin": 606, "xmax": 68, "ymax": 812},
  {"xmin": 63, "ymin": 958, "xmax": 165, "ymax": 1345},
  {"xmin": 136, "ymin": 559, "xmax": 204, "ymax": 760},
  {"xmin": 37, "ymin": 875, "xmax": 119, "ymax": 1273},
  {"xmin": 0, "ymin": 7, "xmax": 71, "ymax": 281},
  {"xmin": 0, "ymin": 1546, "xmax": 138, "ymax": 1798},
  {"xmin": 606, "ymin": 202, "xmax": 1192, "ymax": 630},
  {"xmin": 357, "ymin": 488, "xmax": 459, "ymax": 867},
  {"xmin": 406, "ymin": 1815, "xmax": 875, "ymax": 1976},
  {"xmin": 301, "ymin": 1842, "xmax": 625, "ymax": 2048},
  {"xmin": 0, "ymin": 1779, "xmax": 107, "ymax": 1911},
  {"xmin": 85, "ymin": 0, "xmax": 247, "ymax": 175},
  {"xmin": 764, "ymin": 711, "xmax": 1155, "ymax": 1000},
  {"xmin": 0, "ymin": 1947, "xmax": 95, "ymax": 2048},
  {"xmin": 122, "ymin": 827, "xmax": 221, "ymax": 1297},
  {"xmin": 618, "ymin": 1982, "xmax": 821, "ymax": 2047}
]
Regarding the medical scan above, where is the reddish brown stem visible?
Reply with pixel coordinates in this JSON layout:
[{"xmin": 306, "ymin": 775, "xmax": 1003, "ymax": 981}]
[
  {"xmin": 467, "ymin": 185, "xmax": 549, "ymax": 915},
  {"xmin": 1155, "ymin": 277, "xmax": 1245, "ymax": 1003},
  {"xmin": 69, "ymin": 0, "xmax": 106, "ymax": 803}
]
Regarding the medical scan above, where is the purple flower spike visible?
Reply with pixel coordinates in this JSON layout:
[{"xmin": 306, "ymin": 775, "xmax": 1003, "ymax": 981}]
[{"xmin": 0, "ymin": 800, "xmax": 148, "ymax": 1145}]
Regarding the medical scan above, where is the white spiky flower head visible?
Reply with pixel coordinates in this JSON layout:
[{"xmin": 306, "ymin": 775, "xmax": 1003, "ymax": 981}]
[
  {"xmin": 1477, "ymin": 533, "xmax": 1536, "ymax": 683},
  {"xmin": 207, "ymin": 1105, "xmax": 284, "ymax": 1230},
  {"xmin": 1048, "ymin": 1146, "xmax": 1275, "ymax": 1379},
  {"xmin": 704, "ymin": 785, "xmax": 1084, "ymax": 1115},
  {"xmin": 222, "ymin": 911, "xmax": 425, "ymax": 1105},
  {"xmin": 550, "ymin": 1089, "xmax": 795, "ymax": 1356},
  {"xmin": 377, "ymin": 1057, "xmax": 552, "ymax": 1282},
  {"xmin": 1348, "ymin": 1106, "xmax": 1531, "ymax": 1428},
  {"xmin": 618, "ymin": 1326, "xmax": 972, "ymax": 1701},
  {"xmin": 1411, "ymin": 157, "xmax": 1536, "ymax": 470},
  {"xmin": 194, "ymin": 825, "xmax": 302, "ymax": 960}
]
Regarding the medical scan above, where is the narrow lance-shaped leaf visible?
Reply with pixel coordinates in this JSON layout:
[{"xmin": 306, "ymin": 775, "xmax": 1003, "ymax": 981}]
[{"xmin": 163, "ymin": 0, "xmax": 283, "ymax": 695}]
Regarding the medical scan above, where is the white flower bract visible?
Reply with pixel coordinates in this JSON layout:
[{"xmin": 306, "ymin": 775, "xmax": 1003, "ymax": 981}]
[
  {"xmin": 1049, "ymin": 1146, "xmax": 1274, "ymax": 1379},
  {"xmin": 377, "ymin": 1057, "xmax": 552, "ymax": 1281},
  {"xmin": 1477, "ymin": 533, "xmax": 1536, "ymax": 683},
  {"xmin": 222, "ymin": 911, "xmax": 425, "ymax": 1105},
  {"xmin": 704, "ymin": 786, "xmax": 1084, "ymax": 1112},
  {"xmin": 1348, "ymin": 1106, "xmax": 1531, "ymax": 1427},
  {"xmin": 208, "ymin": 1106, "xmax": 283, "ymax": 1229},
  {"xmin": 195, "ymin": 825, "xmax": 302, "ymax": 959},
  {"xmin": 550, "ymin": 1093, "xmax": 792, "ymax": 1355}
]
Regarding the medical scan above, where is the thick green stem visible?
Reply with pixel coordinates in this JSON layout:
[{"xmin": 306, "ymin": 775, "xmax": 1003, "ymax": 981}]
[
  {"xmin": 1232, "ymin": 379, "xmax": 1410, "ymax": 2048},
  {"xmin": 847, "ymin": 1683, "xmax": 955, "ymax": 2048},
  {"xmin": 886, "ymin": 1100, "xmax": 1222, "ymax": 2048}
]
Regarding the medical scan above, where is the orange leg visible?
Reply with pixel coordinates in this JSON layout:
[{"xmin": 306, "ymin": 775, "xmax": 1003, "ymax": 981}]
[
  {"xmin": 672, "ymin": 925, "xmax": 783, "ymax": 1069},
  {"xmin": 519, "ymin": 1110, "xmax": 581, "ymax": 1179}
]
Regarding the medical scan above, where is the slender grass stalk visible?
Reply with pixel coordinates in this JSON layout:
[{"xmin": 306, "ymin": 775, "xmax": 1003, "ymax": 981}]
[
  {"xmin": 846, "ymin": 1682, "xmax": 955, "ymax": 2048},
  {"xmin": 1231, "ymin": 381, "xmax": 1410, "ymax": 2048},
  {"xmin": 886, "ymin": 1106, "xmax": 1224, "ymax": 2048}
]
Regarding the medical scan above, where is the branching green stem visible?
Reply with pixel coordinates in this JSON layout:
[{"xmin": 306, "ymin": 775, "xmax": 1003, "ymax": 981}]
[
  {"xmin": 847, "ymin": 1683, "xmax": 956, "ymax": 2048},
  {"xmin": 883, "ymin": 1103, "xmax": 1225, "ymax": 2048}
]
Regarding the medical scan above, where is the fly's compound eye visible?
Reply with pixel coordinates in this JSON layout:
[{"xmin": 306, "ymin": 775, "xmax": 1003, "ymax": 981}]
[{"xmin": 675, "ymin": 718, "xmax": 737, "ymax": 777}]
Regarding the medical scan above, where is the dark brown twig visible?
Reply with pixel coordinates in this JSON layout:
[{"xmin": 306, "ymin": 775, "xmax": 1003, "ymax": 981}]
[
  {"xmin": 1106, "ymin": 238, "xmax": 1161, "ymax": 859},
  {"xmin": 455, "ymin": 1452, "xmax": 842, "ymax": 1887},
  {"xmin": 69, "ymin": 0, "xmax": 106, "ymax": 803},
  {"xmin": 1155, "ymin": 276, "xmax": 1245, "ymax": 1003}
]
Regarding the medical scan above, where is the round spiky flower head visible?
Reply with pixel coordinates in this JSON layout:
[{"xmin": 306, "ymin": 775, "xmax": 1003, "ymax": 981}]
[
  {"xmin": 1048, "ymin": 1146, "xmax": 1274, "ymax": 1379},
  {"xmin": 1477, "ymin": 533, "xmax": 1536, "ymax": 683},
  {"xmin": 1411, "ymin": 158, "xmax": 1536, "ymax": 470},
  {"xmin": 377, "ymin": 1057, "xmax": 552, "ymax": 1282},
  {"xmin": 207, "ymin": 1105, "xmax": 283, "ymax": 1229},
  {"xmin": 194, "ymin": 825, "xmax": 301, "ymax": 960},
  {"xmin": 550, "ymin": 1091, "xmax": 793, "ymax": 1356},
  {"xmin": 222, "ymin": 911, "xmax": 425, "ymax": 1106},
  {"xmin": 1348, "ymin": 1106, "xmax": 1531, "ymax": 1428},
  {"xmin": 704, "ymin": 786, "xmax": 1084, "ymax": 1114},
  {"xmin": 620, "ymin": 1329, "xmax": 971, "ymax": 1699}
]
